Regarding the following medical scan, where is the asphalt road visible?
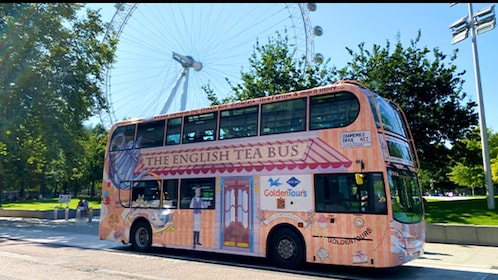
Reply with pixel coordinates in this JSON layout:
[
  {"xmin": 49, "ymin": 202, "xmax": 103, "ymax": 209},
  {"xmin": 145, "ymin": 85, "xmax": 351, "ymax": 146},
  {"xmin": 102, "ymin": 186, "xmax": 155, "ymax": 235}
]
[{"xmin": 1, "ymin": 217, "xmax": 498, "ymax": 279}]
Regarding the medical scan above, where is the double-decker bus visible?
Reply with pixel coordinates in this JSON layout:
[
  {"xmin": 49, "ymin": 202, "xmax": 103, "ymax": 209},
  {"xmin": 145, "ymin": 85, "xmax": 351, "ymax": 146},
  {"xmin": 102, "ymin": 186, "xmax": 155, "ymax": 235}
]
[{"xmin": 99, "ymin": 80, "xmax": 425, "ymax": 269}]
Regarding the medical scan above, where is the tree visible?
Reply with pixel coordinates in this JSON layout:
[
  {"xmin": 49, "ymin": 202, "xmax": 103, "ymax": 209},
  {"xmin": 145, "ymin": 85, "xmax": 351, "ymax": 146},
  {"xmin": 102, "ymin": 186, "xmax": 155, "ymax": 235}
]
[
  {"xmin": 206, "ymin": 31, "xmax": 336, "ymax": 104},
  {"xmin": 491, "ymin": 132, "xmax": 498, "ymax": 184},
  {"xmin": 448, "ymin": 127, "xmax": 498, "ymax": 194},
  {"xmin": 335, "ymin": 30, "xmax": 478, "ymax": 187},
  {"xmin": 206, "ymin": 29, "xmax": 477, "ymax": 192},
  {"xmin": 0, "ymin": 3, "xmax": 116, "ymax": 200},
  {"xmin": 82, "ymin": 124, "xmax": 108, "ymax": 197}
]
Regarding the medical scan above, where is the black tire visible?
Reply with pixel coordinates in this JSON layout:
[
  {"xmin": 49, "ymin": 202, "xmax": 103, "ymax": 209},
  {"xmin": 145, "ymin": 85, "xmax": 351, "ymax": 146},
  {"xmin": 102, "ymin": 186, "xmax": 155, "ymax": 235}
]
[
  {"xmin": 269, "ymin": 228, "xmax": 305, "ymax": 269},
  {"xmin": 131, "ymin": 221, "xmax": 152, "ymax": 252}
]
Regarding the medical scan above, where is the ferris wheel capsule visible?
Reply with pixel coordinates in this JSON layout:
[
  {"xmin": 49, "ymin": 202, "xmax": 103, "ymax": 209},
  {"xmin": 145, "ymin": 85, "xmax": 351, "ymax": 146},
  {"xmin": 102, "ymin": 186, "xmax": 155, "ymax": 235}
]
[
  {"xmin": 314, "ymin": 53, "xmax": 324, "ymax": 64},
  {"xmin": 192, "ymin": 61, "xmax": 202, "ymax": 71}
]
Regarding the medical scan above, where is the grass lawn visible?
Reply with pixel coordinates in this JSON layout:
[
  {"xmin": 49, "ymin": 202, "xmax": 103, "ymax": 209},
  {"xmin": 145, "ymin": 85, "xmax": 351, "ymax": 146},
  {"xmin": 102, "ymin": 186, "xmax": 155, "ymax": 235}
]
[
  {"xmin": 424, "ymin": 196, "xmax": 498, "ymax": 225},
  {"xmin": 0, "ymin": 197, "xmax": 101, "ymax": 211},
  {"xmin": 1, "ymin": 196, "xmax": 498, "ymax": 226}
]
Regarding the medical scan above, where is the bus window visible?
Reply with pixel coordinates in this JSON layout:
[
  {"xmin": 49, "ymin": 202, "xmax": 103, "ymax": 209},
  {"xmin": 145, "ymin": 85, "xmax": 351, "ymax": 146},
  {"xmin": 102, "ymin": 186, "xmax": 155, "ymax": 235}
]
[
  {"xmin": 261, "ymin": 98, "xmax": 306, "ymax": 135},
  {"xmin": 183, "ymin": 112, "xmax": 218, "ymax": 144},
  {"xmin": 131, "ymin": 180, "xmax": 161, "ymax": 208},
  {"xmin": 179, "ymin": 178, "xmax": 215, "ymax": 210},
  {"xmin": 162, "ymin": 179, "xmax": 178, "ymax": 208},
  {"xmin": 110, "ymin": 124, "xmax": 136, "ymax": 151},
  {"xmin": 136, "ymin": 120, "xmax": 165, "ymax": 148},
  {"xmin": 118, "ymin": 182, "xmax": 132, "ymax": 207},
  {"xmin": 357, "ymin": 173, "xmax": 387, "ymax": 214},
  {"xmin": 203, "ymin": 129, "xmax": 215, "ymax": 141},
  {"xmin": 314, "ymin": 173, "xmax": 386, "ymax": 214},
  {"xmin": 166, "ymin": 117, "xmax": 182, "ymax": 145},
  {"xmin": 309, "ymin": 91, "xmax": 360, "ymax": 130},
  {"xmin": 373, "ymin": 175, "xmax": 388, "ymax": 213},
  {"xmin": 219, "ymin": 106, "xmax": 258, "ymax": 140},
  {"xmin": 388, "ymin": 169, "xmax": 423, "ymax": 223},
  {"xmin": 315, "ymin": 174, "xmax": 354, "ymax": 213},
  {"xmin": 370, "ymin": 93, "xmax": 407, "ymax": 137},
  {"xmin": 387, "ymin": 138, "xmax": 414, "ymax": 162}
]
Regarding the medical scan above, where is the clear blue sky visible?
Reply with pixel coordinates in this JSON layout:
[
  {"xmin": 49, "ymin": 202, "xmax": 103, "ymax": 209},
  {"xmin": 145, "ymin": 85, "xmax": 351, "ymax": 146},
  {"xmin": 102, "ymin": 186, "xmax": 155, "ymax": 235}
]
[{"xmin": 86, "ymin": 3, "xmax": 497, "ymax": 133}]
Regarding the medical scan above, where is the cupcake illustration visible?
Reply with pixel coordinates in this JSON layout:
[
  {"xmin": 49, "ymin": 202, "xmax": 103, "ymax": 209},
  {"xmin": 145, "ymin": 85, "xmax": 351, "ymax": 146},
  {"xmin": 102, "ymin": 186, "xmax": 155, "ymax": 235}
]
[{"xmin": 317, "ymin": 214, "xmax": 328, "ymax": 228}]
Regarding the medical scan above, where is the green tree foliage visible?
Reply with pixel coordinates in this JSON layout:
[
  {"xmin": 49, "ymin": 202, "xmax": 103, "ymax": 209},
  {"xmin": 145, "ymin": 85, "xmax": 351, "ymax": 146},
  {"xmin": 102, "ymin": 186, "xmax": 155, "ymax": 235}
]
[
  {"xmin": 207, "ymin": 29, "xmax": 478, "ymax": 193},
  {"xmin": 335, "ymin": 30, "xmax": 478, "ymax": 189},
  {"xmin": 92, "ymin": 22, "xmax": 492, "ymax": 199},
  {"xmin": 82, "ymin": 124, "xmax": 107, "ymax": 197},
  {"xmin": 0, "ymin": 3, "xmax": 116, "ymax": 200},
  {"xmin": 448, "ymin": 163, "xmax": 483, "ymax": 195},
  {"xmin": 448, "ymin": 127, "xmax": 498, "ymax": 193},
  {"xmin": 492, "ymin": 133, "xmax": 498, "ymax": 184},
  {"xmin": 206, "ymin": 31, "xmax": 336, "ymax": 104}
]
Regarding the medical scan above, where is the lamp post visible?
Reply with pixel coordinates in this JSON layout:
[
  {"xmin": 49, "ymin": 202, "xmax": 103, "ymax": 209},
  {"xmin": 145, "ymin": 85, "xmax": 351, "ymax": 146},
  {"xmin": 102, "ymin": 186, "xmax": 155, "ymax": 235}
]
[{"xmin": 449, "ymin": 3, "xmax": 495, "ymax": 210}]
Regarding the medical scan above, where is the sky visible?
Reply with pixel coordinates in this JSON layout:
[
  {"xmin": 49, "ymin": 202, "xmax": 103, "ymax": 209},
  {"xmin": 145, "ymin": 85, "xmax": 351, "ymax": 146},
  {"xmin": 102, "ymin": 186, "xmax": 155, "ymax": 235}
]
[{"xmin": 84, "ymin": 3, "xmax": 497, "ymax": 133}]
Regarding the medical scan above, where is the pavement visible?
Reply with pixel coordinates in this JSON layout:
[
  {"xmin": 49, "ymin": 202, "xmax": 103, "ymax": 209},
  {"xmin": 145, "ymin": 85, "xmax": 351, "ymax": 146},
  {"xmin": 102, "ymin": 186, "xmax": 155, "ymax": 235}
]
[
  {"xmin": 1, "ymin": 217, "xmax": 498, "ymax": 276},
  {"xmin": 0, "ymin": 216, "xmax": 118, "ymax": 250}
]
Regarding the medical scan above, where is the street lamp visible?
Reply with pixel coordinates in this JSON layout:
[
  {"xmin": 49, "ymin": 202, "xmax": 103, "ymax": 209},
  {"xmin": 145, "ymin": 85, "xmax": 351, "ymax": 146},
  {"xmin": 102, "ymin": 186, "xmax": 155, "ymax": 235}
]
[{"xmin": 449, "ymin": 3, "xmax": 495, "ymax": 210}]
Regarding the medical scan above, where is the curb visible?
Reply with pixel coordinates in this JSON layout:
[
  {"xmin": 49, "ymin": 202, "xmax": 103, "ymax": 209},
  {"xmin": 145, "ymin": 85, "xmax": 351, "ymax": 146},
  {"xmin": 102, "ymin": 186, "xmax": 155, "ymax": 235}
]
[
  {"xmin": 426, "ymin": 223, "xmax": 498, "ymax": 246},
  {"xmin": 0, "ymin": 208, "xmax": 100, "ymax": 220},
  {"xmin": 1, "ymin": 209, "xmax": 497, "ymax": 246}
]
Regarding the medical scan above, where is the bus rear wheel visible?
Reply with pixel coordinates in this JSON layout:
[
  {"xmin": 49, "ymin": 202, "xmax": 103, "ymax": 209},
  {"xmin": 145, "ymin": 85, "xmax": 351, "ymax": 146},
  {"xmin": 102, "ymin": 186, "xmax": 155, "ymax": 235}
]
[
  {"xmin": 270, "ymin": 228, "xmax": 305, "ymax": 269},
  {"xmin": 131, "ymin": 221, "xmax": 152, "ymax": 252}
]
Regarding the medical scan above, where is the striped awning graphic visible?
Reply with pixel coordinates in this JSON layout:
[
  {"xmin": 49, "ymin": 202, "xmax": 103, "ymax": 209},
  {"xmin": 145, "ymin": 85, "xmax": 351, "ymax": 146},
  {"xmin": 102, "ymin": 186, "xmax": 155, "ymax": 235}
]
[{"xmin": 136, "ymin": 137, "xmax": 352, "ymax": 176}]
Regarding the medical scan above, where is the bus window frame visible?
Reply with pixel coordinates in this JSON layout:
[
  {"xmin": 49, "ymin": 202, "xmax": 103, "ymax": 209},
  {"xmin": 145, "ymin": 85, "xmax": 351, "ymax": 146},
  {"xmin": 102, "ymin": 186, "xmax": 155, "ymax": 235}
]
[
  {"xmin": 219, "ymin": 105, "xmax": 259, "ymax": 140},
  {"xmin": 260, "ymin": 97, "xmax": 306, "ymax": 135},
  {"xmin": 179, "ymin": 178, "xmax": 216, "ymax": 210},
  {"xmin": 135, "ymin": 120, "xmax": 166, "ymax": 148},
  {"xmin": 309, "ymin": 91, "xmax": 360, "ymax": 130},
  {"xmin": 314, "ymin": 172, "xmax": 387, "ymax": 214},
  {"xmin": 182, "ymin": 112, "xmax": 218, "ymax": 144}
]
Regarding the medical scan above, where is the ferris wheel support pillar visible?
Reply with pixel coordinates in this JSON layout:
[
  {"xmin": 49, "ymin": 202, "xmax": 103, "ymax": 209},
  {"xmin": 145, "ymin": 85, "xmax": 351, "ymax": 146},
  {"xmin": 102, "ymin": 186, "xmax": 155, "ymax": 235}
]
[
  {"xmin": 180, "ymin": 68, "xmax": 190, "ymax": 111},
  {"xmin": 161, "ymin": 67, "xmax": 187, "ymax": 115},
  {"xmin": 161, "ymin": 52, "xmax": 202, "ymax": 114}
]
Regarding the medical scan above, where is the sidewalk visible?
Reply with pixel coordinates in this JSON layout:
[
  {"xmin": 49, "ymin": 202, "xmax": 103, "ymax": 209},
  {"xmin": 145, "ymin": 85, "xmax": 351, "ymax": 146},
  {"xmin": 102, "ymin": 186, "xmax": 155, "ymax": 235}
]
[
  {"xmin": 1, "ymin": 217, "xmax": 498, "ymax": 275},
  {"xmin": 0, "ymin": 217, "xmax": 118, "ymax": 250},
  {"xmin": 409, "ymin": 243, "xmax": 498, "ymax": 274}
]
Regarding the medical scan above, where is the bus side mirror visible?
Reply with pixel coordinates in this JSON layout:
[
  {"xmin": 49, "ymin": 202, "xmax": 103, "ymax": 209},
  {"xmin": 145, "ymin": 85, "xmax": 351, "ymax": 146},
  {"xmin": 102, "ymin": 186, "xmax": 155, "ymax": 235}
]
[{"xmin": 355, "ymin": 173, "xmax": 364, "ymax": 185}]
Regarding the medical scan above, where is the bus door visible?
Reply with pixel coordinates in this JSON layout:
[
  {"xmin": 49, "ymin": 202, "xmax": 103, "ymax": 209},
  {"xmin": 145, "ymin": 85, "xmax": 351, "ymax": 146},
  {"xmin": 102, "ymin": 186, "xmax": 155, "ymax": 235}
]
[{"xmin": 221, "ymin": 177, "xmax": 252, "ymax": 250}]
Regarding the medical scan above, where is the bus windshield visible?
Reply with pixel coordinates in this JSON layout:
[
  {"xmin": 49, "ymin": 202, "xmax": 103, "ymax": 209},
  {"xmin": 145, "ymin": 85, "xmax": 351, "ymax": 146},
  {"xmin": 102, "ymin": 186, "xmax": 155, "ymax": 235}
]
[
  {"xmin": 388, "ymin": 168, "xmax": 423, "ymax": 223},
  {"xmin": 369, "ymin": 92, "xmax": 407, "ymax": 137}
]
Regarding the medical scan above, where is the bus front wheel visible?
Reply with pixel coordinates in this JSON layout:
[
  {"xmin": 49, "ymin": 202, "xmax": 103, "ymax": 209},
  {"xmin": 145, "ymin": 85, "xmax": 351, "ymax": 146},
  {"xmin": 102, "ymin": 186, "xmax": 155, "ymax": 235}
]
[
  {"xmin": 270, "ymin": 228, "xmax": 305, "ymax": 269},
  {"xmin": 131, "ymin": 221, "xmax": 152, "ymax": 252}
]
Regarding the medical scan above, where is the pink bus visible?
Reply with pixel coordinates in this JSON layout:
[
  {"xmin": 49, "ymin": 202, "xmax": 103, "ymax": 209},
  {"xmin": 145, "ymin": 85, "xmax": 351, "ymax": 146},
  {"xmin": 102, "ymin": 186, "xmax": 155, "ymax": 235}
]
[{"xmin": 99, "ymin": 80, "xmax": 425, "ymax": 269}]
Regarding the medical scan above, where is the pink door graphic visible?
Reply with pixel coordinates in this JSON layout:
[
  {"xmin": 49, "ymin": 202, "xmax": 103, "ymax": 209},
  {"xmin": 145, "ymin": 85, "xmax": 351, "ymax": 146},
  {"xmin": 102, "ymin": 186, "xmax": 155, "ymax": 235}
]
[{"xmin": 223, "ymin": 177, "xmax": 250, "ymax": 249}]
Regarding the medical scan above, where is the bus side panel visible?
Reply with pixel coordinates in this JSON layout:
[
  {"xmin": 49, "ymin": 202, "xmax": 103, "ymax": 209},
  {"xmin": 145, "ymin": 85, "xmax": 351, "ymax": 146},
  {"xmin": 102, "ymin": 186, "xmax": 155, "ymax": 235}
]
[
  {"xmin": 309, "ymin": 213, "xmax": 391, "ymax": 267},
  {"xmin": 99, "ymin": 181, "xmax": 131, "ymax": 245},
  {"xmin": 138, "ymin": 176, "xmax": 263, "ymax": 255},
  {"xmin": 256, "ymin": 174, "xmax": 314, "ymax": 258},
  {"xmin": 149, "ymin": 209, "xmax": 218, "ymax": 249}
]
